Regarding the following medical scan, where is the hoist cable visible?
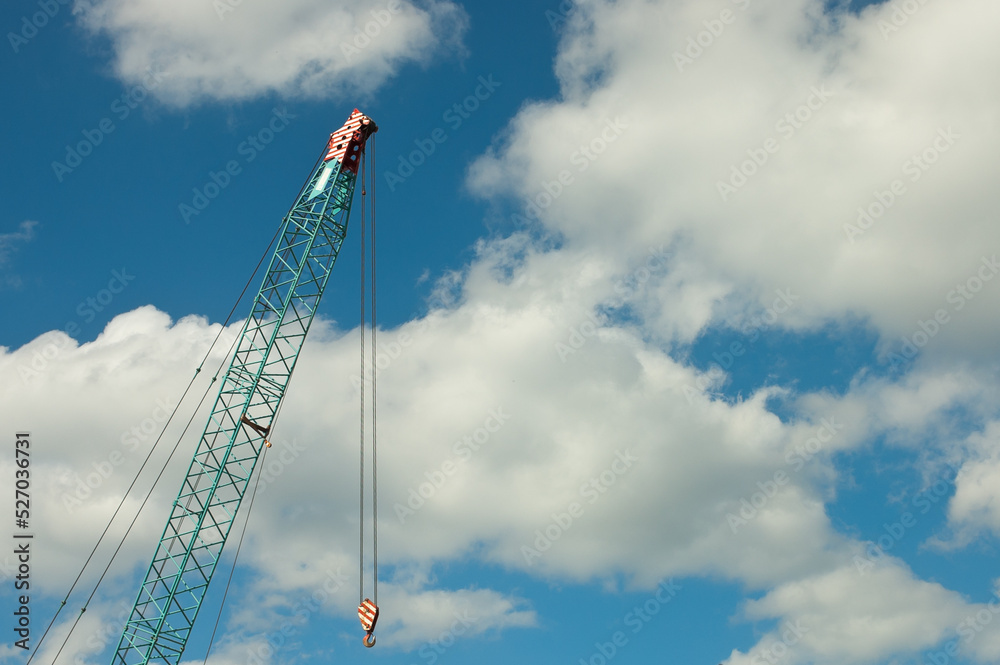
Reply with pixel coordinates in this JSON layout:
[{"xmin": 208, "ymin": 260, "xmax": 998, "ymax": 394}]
[
  {"xmin": 46, "ymin": 334, "xmax": 239, "ymax": 665},
  {"xmin": 30, "ymin": 221, "xmax": 285, "ymax": 665},
  {"xmin": 191, "ymin": 151, "xmax": 322, "ymax": 651},
  {"xmin": 357, "ymin": 136, "xmax": 379, "ymax": 606},
  {"xmin": 370, "ymin": 133, "xmax": 379, "ymax": 604},
  {"xmin": 359, "ymin": 147, "xmax": 367, "ymax": 605}
]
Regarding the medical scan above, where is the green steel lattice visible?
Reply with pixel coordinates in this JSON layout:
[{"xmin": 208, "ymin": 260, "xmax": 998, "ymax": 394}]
[{"xmin": 111, "ymin": 110, "xmax": 377, "ymax": 665}]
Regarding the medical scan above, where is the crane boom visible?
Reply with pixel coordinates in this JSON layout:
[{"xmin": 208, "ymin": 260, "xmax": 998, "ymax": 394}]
[{"xmin": 112, "ymin": 110, "xmax": 377, "ymax": 665}]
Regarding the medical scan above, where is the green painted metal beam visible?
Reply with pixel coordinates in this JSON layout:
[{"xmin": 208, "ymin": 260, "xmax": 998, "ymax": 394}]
[{"xmin": 112, "ymin": 110, "xmax": 377, "ymax": 665}]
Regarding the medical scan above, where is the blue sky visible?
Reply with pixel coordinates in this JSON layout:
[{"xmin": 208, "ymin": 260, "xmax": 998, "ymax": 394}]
[{"xmin": 3, "ymin": 1, "xmax": 1000, "ymax": 665}]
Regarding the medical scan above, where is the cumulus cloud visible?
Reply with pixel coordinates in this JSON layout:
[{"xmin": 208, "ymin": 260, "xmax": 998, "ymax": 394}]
[
  {"xmin": 725, "ymin": 563, "xmax": 970, "ymax": 665},
  {"xmin": 939, "ymin": 422, "xmax": 1000, "ymax": 546},
  {"xmin": 461, "ymin": 0, "xmax": 1000, "ymax": 660},
  {"xmin": 10, "ymin": 0, "xmax": 1000, "ymax": 662},
  {"xmin": 0, "ymin": 305, "xmax": 545, "ymax": 653},
  {"xmin": 73, "ymin": 0, "xmax": 467, "ymax": 106},
  {"xmin": 470, "ymin": 0, "xmax": 1000, "ymax": 360},
  {"xmin": 0, "ymin": 284, "xmax": 992, "ymax": 663}
]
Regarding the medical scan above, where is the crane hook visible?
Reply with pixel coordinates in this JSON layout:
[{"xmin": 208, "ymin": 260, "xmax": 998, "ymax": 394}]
[{"xmin": 358, "ymin": 598, "xmax": 379, "ymax": 648}]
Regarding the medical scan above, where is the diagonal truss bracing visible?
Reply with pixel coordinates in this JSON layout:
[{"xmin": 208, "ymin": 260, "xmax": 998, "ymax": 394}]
[{"xmin": 112, "ymin": 112, "xmax": 376, "ymax": 665}]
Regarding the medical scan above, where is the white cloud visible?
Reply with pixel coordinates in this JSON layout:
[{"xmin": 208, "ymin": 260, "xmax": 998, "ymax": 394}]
[
  {"xmin": 373, "ymin": 585, "xmax": 536, "ymax": 649},
  {"xmin": 1, "ymin": 260, "xmax": 995, "ymax": 663},
  {"xmin": 73, "ymin": 0, "xmax": 467, "ymax": 106},
  {"xmin": 470, "ymin": 0, "xmax": 1000, "ymax": 361},
  {"xmin": 460, "ymin": 0, "xmax": 1000, "ymax": 660},
  {"xmin": 11, "ymin": 0, "xmax": 1000, "ymax": 662},
  {"xmin": 724, "ymin": 563, "xmax": 970, "ymax": 665},
  {"xmin": 0, "ymin": 290, "xmax": 987, "ymax": 662},
  {"xmin": 0, "ymin": 305, "xmax": 545, "ymax": 652},
  {"xmin": 940, "ymin": 422, "xmax": 1000, "ymax": 547}
]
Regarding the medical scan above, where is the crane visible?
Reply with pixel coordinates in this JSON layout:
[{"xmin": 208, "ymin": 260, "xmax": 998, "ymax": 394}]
[{"xmin": 110, "ymin": 109, "xmax": 379, "ymax": 665}]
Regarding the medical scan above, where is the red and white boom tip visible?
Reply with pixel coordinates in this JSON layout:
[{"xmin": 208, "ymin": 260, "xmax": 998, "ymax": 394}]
[{"xmin": 324, "ymin": 109, "xmax": 378, "ymax": 174}]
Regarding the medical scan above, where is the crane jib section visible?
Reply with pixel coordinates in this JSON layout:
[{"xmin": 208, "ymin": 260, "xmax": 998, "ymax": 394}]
[{"xmin": 112, "ymin": 110, "xmax": 377, "ymax": 665}]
